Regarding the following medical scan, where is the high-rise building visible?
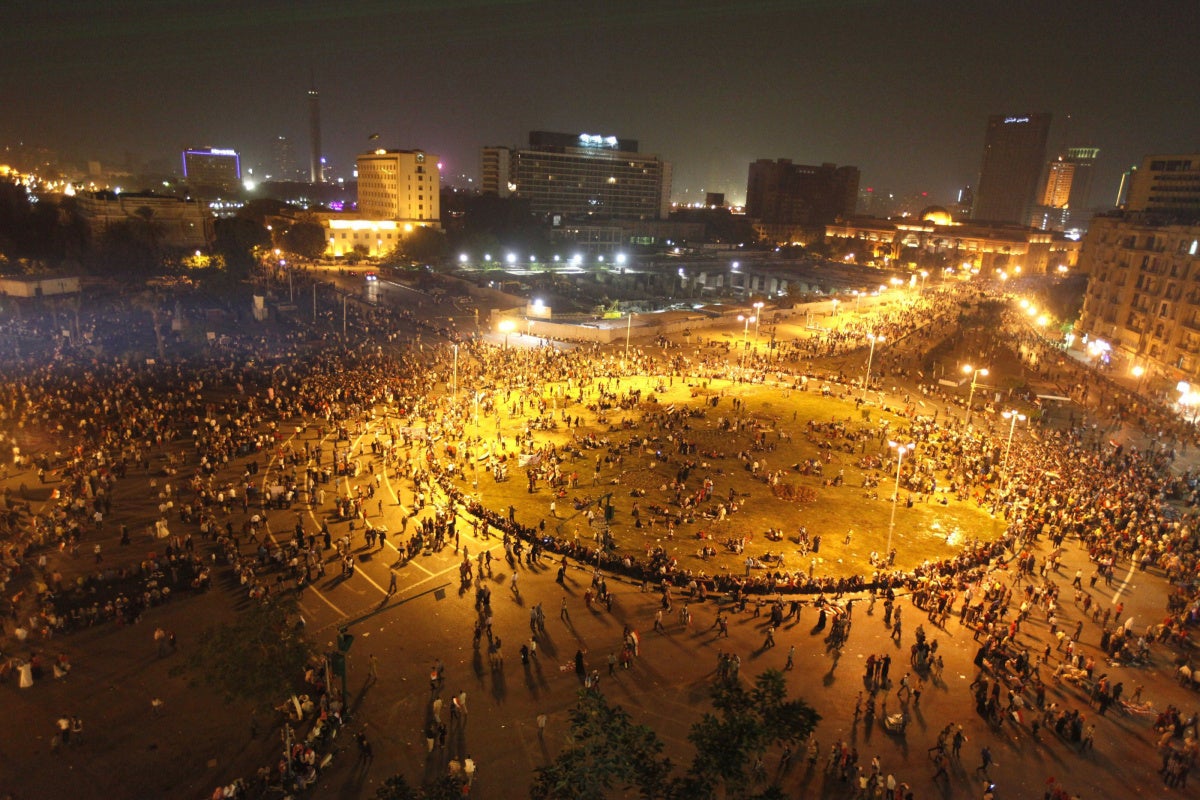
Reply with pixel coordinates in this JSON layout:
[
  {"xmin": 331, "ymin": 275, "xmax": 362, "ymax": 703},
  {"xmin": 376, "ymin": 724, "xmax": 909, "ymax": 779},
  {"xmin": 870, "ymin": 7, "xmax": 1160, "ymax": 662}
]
[
  {"xmin": 355, "ymin": 149, "xmax": 440, "ymax": 223},
  {"xmin": 182, "ymin": 147, "xmax": 241, "ymax": 188},
  {"xmin": 481, "ymin": 131, "xmax": 671, "ymax": 220},
  {"xmin": 745, "ymin": 159, "xmax": 859, "ymax": 226},
  {"xmin": 972, "ymin": 113, "xmax": 1052, "ymax": 225},
  {"xmin": 308, "ymin": 86, "xmax": 324, "ymax": 184},
  {"xmin": 273, "ymin": 135, "xmax": 296, "ymax": 180},
  {"xmin": 1065, "ymin": 146, "xmax": 1099, "ymax": 212},
  {"xmin": 1040, "ymin": 156, "xmax": 1075, "ymax": 208},
  {"xmin": 1124, "ymin": 154, "xmax": 1200, "ymax": 217}
]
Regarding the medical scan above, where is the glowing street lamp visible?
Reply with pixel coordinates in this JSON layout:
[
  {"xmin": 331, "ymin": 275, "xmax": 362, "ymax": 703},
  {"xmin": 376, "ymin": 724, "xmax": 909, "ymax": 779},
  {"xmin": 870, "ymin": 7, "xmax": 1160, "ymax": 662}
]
[
  {"xmin": 498, "ymin": 319, "xmax": 515, "ymax": 350},
  {"xmin": 625, "ymin": 311, "xmax": 635, "ymax": 359},
  {"xmin": 963, "ymin": 364, "xmax": 989, "ymax": 422},
  {"xmin": 887, "ymin": 441, "xmax": 915, "ymax": 556},
  {"xmin": 753, "ymin": 301, "xmax": 764, "ymax": 340},
  {"xmin": 1132, "ymin": 364, "xmax": 1146, "ymax": 395},
  {"xmin": 1001, "ymin": 409, "xmax": 1026, "ymax": 489},
  {"xmin": 863, "ymin": 333, "xmax": 884, "ymax": 401}
]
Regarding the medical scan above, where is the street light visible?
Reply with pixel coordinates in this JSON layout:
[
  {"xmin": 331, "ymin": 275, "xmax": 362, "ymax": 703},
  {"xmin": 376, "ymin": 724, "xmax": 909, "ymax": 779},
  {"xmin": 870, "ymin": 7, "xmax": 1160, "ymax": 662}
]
[
  {"xmin": 498, "ymin": 319, "xmax": 515, "ymax": 350},
  {"xmin": 752, "ymin": 301, "xmax": 764, "ymax": 341},
  {"xmin": 887, "ymin": 441, "xmax": 914, "ymax": 556},
  {"xmin": 863, "ymin": 333, "xmax": 884, "ymax": 401},
  {"xmin": 625, "ymin": 311, "xmax": 635, "ymax": 359},
  {"xmin": 963, "ymin": 364, "xmax": 989, "ymax": 422},
  {"xmin": 1001, "ymin": 409, "xmax": 1026, "ymax": 489},
  {"xmin": 737, "ymin": 314, "xmax": 756, "ymax": 351},
  {"xmin": 1132, "ymin": 364, "xmax": 1146, "ymax": 395},
  {"xmin": 831, "ymin": 298, "xmax": 839, "ymax": 319},
  {"xmin": 919, "ymin": 270, "xmax": 928, "ymax": 292}
]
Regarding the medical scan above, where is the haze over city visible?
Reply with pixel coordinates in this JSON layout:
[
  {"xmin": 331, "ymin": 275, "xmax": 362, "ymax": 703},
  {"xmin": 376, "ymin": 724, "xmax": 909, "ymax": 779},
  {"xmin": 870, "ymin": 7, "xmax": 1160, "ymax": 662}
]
[{"xmin": 3, "ymin": 0, "xmax": 1198, "ymax": 206}]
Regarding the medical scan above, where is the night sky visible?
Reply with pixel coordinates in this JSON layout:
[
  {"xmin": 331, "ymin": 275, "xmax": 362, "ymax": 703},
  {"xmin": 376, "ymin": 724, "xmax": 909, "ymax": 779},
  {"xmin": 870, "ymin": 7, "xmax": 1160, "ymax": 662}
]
[{"xmin": 3, "ymin": 0, "xmax": 1197, "ymax": 208}]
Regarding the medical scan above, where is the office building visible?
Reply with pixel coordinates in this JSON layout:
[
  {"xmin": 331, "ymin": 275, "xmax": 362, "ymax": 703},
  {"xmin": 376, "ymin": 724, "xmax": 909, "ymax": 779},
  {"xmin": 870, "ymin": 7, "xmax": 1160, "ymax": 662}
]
[
  {"xmin": 355, "ymin": 149, "xmax": 440, "ymax": 223},
  {"xmin": 1124, "ymin": 154, "xmax": 1200, "ymax": 217},
  {"xmin": 481, "ymin": 131, "xmax": 671, "ymax": 220},
  {"xmin": 181, "ymin": 148, "xmax": 241, "ymax": 188},
  {"xmin": 1065, "ymin": 147, "xmax": 1099, "ymax": 212},
  {"xmin": 746, "ymin": 159, "xmax": 859, "ymax": 232},
  {"xmin": 273, "ymin": 136, "xmax": 296, "ymax": 180},
  {"xmin": 972, "ymin": 113, "xmax": 1052, "ymax": 225}
]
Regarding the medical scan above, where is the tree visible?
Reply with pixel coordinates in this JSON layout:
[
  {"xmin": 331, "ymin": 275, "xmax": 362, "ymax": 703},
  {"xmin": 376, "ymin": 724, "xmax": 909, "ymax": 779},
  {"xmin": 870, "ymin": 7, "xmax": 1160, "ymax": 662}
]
[
  {"xmin": 176, "ymin": 595, "xmax": 315, "ymax": 711},
  {"xmin": 531, "ymin": 688, "xmax": 672, "ymax": 800},
  {"xmin": 374, "ymin": 773, "xmax": 465, "ymax": 800},
  {"xmin": 402, "ymin": 226, "xmax": 447, "ymax": 264},
  {"xmin": 281, "ymin": 218, "xmax": 327, "ymax": 261},
  {"xmin": 686, "ymin": 670, "xmax": 820, "ymax": 799},
  {"xmin": 213, "ymin": 216, "xmax": 270, "ymax": 280}
]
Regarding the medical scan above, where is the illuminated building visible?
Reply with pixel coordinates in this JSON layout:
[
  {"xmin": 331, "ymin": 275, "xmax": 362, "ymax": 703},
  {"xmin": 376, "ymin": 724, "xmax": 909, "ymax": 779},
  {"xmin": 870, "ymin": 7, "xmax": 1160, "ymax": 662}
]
[
  {"xmin": 745, "ymin": 159, "xmax": 859, "ymax": 236},
  {"xmin": 824, "ymin": 207, "xmax": 1079, "ymax": 276},
  {"xmin": 972, "ymin": 113, "xmax": 1052, "ymax": 225},
  {"xmin": 1034, "ymin": 147, "xmax": 1100, "ymax": 231},
  {"xmin": 182, "ymin": 148, "xmax": 241, "ymax": 188},
  {"xmin": 1041, "ymin": 156, "xmax": 1074, "ymax": 208},
  {"xmin": 481, "ymin": 131, "xmax": 671, "ymax": 220},
  {"xmin": 1076, "ymin": 214, "xmax": 1200, "ymax": 388},
  {"xmin": 317, "ymin": 148, "xmax": 441, "ymax": 257},
  {"xmin": 355, "ymin": 149, "xmax": 440, "ymax": 223}
]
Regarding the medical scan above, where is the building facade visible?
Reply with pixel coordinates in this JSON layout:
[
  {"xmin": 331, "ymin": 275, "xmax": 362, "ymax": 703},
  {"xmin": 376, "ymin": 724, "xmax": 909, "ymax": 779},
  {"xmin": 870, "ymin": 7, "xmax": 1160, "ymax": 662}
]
[
  {"xmin": 745, "ymin": 159, "xmax": 859, "ymax": 228},
  {"xmin": 1125, "ymin": 154, "xmax": 1200, "ymax": 217},
  {"xmin": 1076, "ymin": 214, "xmax": 1200, "ymax": 388},
  {"xmin": 481, "ymin": 131, "xmax": 671, "ymax": 220},
  {"xmin": 355, "ymin": 149, "xmax": 440, "ymax": 224},
  {"xmin": 972, "ymin": 113, "xmax": 1052, "ymax": 225},
  {"xmin": 76, "ymin": 191, "xmax": 211, "ymax": 249},
  {"xmin": 182, "ymin": 148, "xmax": 241, "ymax": 188},
  {"xmin": 825, "ymin": 210, "xmax": 1079, "ymax": 276}
]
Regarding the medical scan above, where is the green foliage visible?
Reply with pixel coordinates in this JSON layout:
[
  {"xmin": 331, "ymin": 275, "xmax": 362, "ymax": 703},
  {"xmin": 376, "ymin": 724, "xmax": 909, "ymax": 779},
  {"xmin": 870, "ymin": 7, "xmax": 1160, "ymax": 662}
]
[
  {"xmin": 531, "ymin": 689, "xmax": 672, "ymax": 800},
  {"xmin": 178, "ymin": 595, "xmax": 315, "ymax": 711},
  {"xmin": 402, "ymin": 227, "xmax": 448, "ymax": 263},
  {"xmin": 374, "ymin": 773, "xmax": 466, "ymax": 800},
  {"xmin": 281, "ymin": 219, "xmax": 327, "ymax": 261},
  {"xmin": 686, "ymin": 670, "xmax": 820, "ymax": 799},
  {"xmin": 213, "ymin": 216, "xmax": 270, "ymax": 278}
]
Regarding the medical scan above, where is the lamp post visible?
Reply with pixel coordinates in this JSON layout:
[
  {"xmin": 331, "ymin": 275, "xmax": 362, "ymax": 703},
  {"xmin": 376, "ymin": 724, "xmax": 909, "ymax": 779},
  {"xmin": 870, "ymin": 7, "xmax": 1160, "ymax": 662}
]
[
  {"xmin": 1001, "ymin": 409, "xmax": 1026, "ymax": 489},
  {"xmin": 1131, "ymin": 364, "xmax": 1146, "ymax": 396},
  {"xmin": 963, "ymin": 364, "xmax": 989, "ymax": 422},
  {"xmin": 831, "ymin": 298, "xmax": 839, "ymax": 319},
  {"xmin": 752, "ymin": 301, "xmax": 764, "ymax": 341},
  {"xmin": 499, "ymin": 319, "xmax": 515, "ymax": 350},
  {"xmin": 452, "ymin": 344, "xmax": 458, "ymax": 400},
  {"xmin": 887, "ymin": 441, "xmax": 914, "ymax": 556},
  {"xmin": 738, "ymin": 314, "xmax": 756, "ymax": 359},
  {"xmin": 625, "ymin": 311, "xmax": 634, "ymax": 360},
  {"xmin": 863, "ymin": 333, "xmax": 884, "ymax": 401},
  {"xmin": 919, "ymin": 270, "xmax": 928, "ymax": 293}
]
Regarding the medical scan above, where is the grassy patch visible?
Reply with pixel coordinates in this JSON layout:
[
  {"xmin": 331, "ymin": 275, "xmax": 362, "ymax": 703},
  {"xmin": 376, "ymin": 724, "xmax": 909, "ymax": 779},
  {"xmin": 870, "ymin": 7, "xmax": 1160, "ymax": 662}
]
[{"xmin": 449, "ymin": 376, "xmax": 1003, "ymax": 581}]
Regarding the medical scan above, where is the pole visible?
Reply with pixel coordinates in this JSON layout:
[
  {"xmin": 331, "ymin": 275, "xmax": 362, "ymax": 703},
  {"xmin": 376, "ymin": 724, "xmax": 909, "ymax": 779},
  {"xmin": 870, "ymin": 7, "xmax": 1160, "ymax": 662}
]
[
  {"xmin": 289, "ymin": 269, "xmax": 293, "ymax": 304},
  {"xmin": 887, "ymin": 444, "xmax": 911, "ymax": 556},
  {"xmin": 862, "ymin": 335, "xmax": 880, "ymax": 401},
  {"xmin": 342, "ymin": 294, "xmax": 347, "ymax": 338},
  {"xmin": 1002, "ymin": 412, "xmax": 1024, "ymax": 489},
  {"xmin": 625, "ymin": 312, "xmax": 632, "ymax": 360},
  {"xmin": 453, "ymin": 344, "xmax": 458, "ymax": 400}
]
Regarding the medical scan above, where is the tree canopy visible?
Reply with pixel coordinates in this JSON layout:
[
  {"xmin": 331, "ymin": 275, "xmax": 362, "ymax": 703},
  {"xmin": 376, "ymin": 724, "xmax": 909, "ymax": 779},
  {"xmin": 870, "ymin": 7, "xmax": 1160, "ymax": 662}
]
[{"xmin": 176, "ymin": 595, "xmax": 315, "ymax": 711}]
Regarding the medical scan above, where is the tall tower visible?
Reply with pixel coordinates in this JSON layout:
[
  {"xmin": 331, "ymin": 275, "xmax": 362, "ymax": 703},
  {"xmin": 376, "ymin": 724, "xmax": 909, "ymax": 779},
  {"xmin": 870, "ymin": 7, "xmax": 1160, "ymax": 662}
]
[
  {"xmin": 972, "ymin": 113, "xmax": 1052, "ymax": 225},
  {"xmin": 308, "ymin": 85, "xmax": 324, "ymax": 184}
]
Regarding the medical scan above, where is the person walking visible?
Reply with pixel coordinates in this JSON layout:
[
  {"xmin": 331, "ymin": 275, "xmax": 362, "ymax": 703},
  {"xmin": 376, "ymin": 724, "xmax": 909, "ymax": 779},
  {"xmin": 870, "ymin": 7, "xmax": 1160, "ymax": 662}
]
[
  {"xmin": 784, "ymin": 644, "xmax": 795, "ymax": 670},
  {"xmin": 975, "ymin": 745, "xmax": 993, "ymax": 776},
  {"xmin": 763, "ymin": 626, "xmax": 776, "ymax": 649}
]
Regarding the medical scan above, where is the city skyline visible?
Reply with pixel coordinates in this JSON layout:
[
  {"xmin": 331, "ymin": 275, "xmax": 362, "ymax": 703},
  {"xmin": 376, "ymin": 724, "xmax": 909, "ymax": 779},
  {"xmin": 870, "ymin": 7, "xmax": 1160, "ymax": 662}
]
[{"xmin": 2, "ymin": 0, "xmax": 1197, "ymax": 208}]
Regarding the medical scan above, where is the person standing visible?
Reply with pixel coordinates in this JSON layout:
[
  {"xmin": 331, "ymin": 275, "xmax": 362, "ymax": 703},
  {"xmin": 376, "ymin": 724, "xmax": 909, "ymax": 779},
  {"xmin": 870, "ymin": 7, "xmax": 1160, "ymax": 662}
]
[{"xmin": 784, "ymin": 644, "xmax": 795, "ymax": 670}]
